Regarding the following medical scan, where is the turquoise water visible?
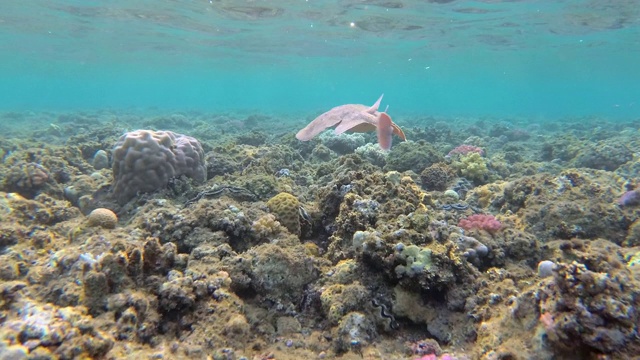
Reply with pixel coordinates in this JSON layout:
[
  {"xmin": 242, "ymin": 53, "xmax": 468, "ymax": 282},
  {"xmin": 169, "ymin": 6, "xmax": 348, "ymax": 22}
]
[{"xmin": 1, "ymin": 0, "xmax": 639, "ymax": 118}]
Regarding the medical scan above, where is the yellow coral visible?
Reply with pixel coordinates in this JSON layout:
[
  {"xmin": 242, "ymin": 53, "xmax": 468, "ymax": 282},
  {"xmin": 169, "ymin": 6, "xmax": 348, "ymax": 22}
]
[
  {"xmin": 319, "ymin": 283, "xmax": 368, "ymax": 325},
  {"xmin": 398, "ymin": 176, "xmax": 432, "ymax": 210},
  {"xmin": 475, "ymin": 185, "xmax": 493, "ymax": 208},
  {"xmin": 320, "ymin": 284, "xmax": 346, "ymax": 324},
  {"xmin": 304, "ymin": 242, "xmax": 320, "ymax": 256},
  {"xmin": 453, "ymin": 153, "xmax": 489, "ymax": 182},
  {"xmin": 266, "ymin": 192, "xmax": 301, "ymax": 236},
  {"xmin": 332, "ymin": 259, "xmax": 358, "ymax": 283},
  {"xmin": 252, "ymin": 214, "xmax": 285, "ymax": 238}
]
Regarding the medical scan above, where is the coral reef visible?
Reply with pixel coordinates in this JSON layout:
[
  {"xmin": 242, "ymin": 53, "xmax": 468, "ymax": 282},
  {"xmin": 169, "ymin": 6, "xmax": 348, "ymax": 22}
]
[
  {"xmin": 0, "ymin": 112, "xmax": 639, "ymax": 360},
  {"xmin": 246, "ymin": 242, "xmax": 318, "ymax": 306},
  {"xmin": 539, "ymin": 250, "xmax": 640, "ymax": 355},
  {"xmin": 384, "ymin": 141, "xmax": 444, "ymax": 173},
  {"xmin": 450, "ymin": 233, "xmax": 489, "ymax": 266},
  {"xmin": 458, "ymin": 214, "xmax": 502, "ymax": 234},
  {"xmin": 319, "ymin": 132, "xmax": 366, "ymax": 155},
  {"xmin": 2, "ymin": 162, "xmax": 51, "ymax": 198},
  {"xmin": 420, "ymin": 163, "xmax": 456, "ymax": 191},
  {"xmin": 470, "ymin": 170, "xmax": 628, "ymax": 242},
  {"xmin": 0, "ymin": 293, "xmax": 114, "ymax": 358},
  {"xmin": 451, "ymin": 153, "xmax": 489, "ymax": 184},
  {"xmin": 111, "ymin": 130, "xmax": 206, "ymax": 204},
  {"xmin": 266, "ymin": 192, "xmax": 302, "ymax": 237},
  {"xmin": 251, "ymin": 213, "xmax": 286, "ymax": 240},
  {"xmin": 320, "ymin": 282, "xmax": 368, "ymax": 325},
  {"xmin": 572, "ymin": 141, "xmax": 632, "ymax": 171},
  {"xmin": 537, "ymin": 260, "xmax": 556, "ymax": 278},
  {"xmin": 618, "ymin": 189, "xmax": 640, "ymax": 207},
  {"xmin": 92, "ymin": 149, "xmax": 109, "ymax": 170},
  {"xmin": 446, "ymin": 144, "xmax": 484, "ymax": 158},
  {"xmin": 86, "ymin": 207, "xmax": 118, "ymax": 229},
  {"xmin": 354, "ymin": 143, "xmax": 387, "ymax": 168}
]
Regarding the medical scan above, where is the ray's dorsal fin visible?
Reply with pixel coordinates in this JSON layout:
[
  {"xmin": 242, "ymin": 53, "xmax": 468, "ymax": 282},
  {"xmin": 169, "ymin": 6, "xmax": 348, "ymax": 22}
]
[{"xmin": 366, "ymin": 94, "xmax": 384, "ymax": 114}]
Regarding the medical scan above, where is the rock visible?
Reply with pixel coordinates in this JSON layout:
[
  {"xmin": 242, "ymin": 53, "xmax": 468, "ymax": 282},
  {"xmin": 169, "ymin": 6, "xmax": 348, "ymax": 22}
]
[
  {"xmin": 537, "ymin": 260, "xmax": 556, "ymax": 278},
  {"xmin": 92, "ymin": 150, "xmax": 109, "ymax": 170}
]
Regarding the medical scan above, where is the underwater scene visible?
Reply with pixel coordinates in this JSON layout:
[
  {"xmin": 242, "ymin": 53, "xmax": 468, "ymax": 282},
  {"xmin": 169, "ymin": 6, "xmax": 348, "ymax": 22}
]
[{"xmin": 1, "ymin": 1, "xmax": 640, "ymax": 359}]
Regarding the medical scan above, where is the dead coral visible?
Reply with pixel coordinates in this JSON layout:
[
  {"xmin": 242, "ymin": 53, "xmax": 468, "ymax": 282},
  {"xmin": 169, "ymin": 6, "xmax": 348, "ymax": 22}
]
[
  {"xmin": 539, "ymin": 258, "xmax": 640, "ymax": 355},
  {"xmin": 247, "ymin": 242, "xmax": 318, "ymax": 307},
  {"xmin": 468, "ymin": 170, "xmax": 629, "ymax": 243},
  {"xmin": 2, "ymin": 162, "xmax": 51, "ymax": 198},
  {"xmin": 384, "ymin": 141, "xmax": 444, "ymax": 174}
]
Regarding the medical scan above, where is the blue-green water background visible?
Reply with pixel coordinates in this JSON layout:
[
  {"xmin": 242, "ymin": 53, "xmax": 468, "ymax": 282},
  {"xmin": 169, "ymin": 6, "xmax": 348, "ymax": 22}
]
[{"xmin": 1, "ymin": 1, "xmax": 639, "ymax": 119}]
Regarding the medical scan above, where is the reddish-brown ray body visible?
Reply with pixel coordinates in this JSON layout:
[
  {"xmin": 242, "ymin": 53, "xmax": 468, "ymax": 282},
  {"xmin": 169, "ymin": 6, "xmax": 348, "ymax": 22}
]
[{"xmin": 295, "ymin": 94, "xmax": 406, "ymax": 149}]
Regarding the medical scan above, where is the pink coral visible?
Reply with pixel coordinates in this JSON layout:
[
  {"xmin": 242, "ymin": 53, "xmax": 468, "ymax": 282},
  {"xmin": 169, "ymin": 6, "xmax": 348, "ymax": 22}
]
[
  {"xmin": 458, "ymin": 214, "xmax": 502, "ymax": 234},
  {"xmin": 446, "ymin": 145, "xmax": 484, "ymax": 158},
  {"xmin": 416, "ymin": 356, "xmax": 438, "ymax": 360},
  {"xmin": 415, "ymin": 354, "xmax": 457, "ymax": 360},
  {"xmin": 539, "ymin": 312, "xmax": 555, "ymax": 331}
]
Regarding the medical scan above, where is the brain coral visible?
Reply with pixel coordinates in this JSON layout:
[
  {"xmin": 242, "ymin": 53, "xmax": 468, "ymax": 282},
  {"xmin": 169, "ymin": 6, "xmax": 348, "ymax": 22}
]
[
  {"xmin": 87, "ymin": 208, "xmax": 118, "ymax": 229},
  {"xmin": 266, "ymin": 192, "xmax": 301, "ymax": 236},
  {"xmin": 112, "ymin": 130, "xmax": 206, "ymax": 204}
]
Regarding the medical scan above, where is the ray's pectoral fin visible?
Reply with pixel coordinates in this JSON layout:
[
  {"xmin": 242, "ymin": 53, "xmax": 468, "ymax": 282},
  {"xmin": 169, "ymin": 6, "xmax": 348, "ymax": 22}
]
[
  {"xmin": 334, "ymin": 117, "xmax": 368, "ymax": 135},
  {"xmin": 377, "ymin": 112, "xmax": 394, "ymax": 151},
  {"xmin": 366, "ymin": 94, "xmax": 384, "ymax": 114},
  {"xmin": 391, "ymin": 122, "xmax": 406, "ymax": 141},
  {"xmin": 347, "ymin": 123, "xmax": 377, "ymax": 133},
  {"xmin": 295, "ymin": 111, "xmax": 343, "ymax": 141}
]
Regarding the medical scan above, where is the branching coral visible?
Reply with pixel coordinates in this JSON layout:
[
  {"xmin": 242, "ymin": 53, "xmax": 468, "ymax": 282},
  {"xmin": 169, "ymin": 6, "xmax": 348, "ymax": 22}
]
[{"xmin": 451, "ymin": 153, "xmax": 489, "ymax": 183}]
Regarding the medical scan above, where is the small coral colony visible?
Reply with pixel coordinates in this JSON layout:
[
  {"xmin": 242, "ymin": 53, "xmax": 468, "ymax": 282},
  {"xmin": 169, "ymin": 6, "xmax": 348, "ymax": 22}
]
[{"xmin": 0, "ymin": 96, "xmax": 639, "ymax": 360}]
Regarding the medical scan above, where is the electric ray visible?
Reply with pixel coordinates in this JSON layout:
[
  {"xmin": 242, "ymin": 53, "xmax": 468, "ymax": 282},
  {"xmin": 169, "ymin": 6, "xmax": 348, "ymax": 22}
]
[{"xmin": 295, "ymin": 94, "xmax": 406, "ymax": 150}]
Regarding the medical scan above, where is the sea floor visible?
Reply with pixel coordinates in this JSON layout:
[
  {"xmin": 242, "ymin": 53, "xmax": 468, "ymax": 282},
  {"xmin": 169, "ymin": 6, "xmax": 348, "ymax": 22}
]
[{"xmin": 0, "ymin": 110, "xmax": 639, "ymax": 360}]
